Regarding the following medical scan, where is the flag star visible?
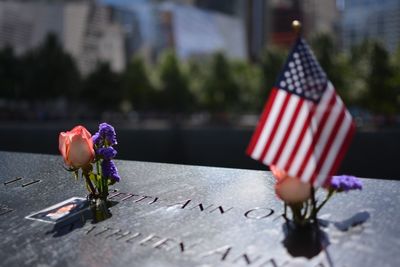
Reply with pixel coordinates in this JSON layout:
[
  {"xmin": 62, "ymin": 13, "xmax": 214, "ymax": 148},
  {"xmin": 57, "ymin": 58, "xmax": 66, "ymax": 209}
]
[
  {"xmin": 288, "ymin": 84, "xmax": 294, "ymax": 90},
  {"xmin": 286, "ymin": 78, "xmax": 292, "ymax": 84},
  {"xmin": 284, "ymin": 71, "xmax": 290, "ymax": 78},
  {"xmin": 280, "ymin": 81, "xmax": 286, "ymax": 88},
  {"xmin": 289, "ymin": 62, "xmax": 295, "ymax": 68}
]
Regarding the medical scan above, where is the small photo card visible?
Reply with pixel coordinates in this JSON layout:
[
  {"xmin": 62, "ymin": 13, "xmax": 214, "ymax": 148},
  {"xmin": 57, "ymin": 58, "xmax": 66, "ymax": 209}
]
[{"xmin": 26, "ymin": 197, "xmax": 89, "ymax": 224}]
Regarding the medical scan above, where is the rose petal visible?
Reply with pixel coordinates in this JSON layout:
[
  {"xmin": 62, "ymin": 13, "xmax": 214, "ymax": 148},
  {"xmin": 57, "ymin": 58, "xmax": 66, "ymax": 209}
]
[
  {"xmin": 275, "ymin": 176, "xmax": 311, "ymax": 204},
  {"xmin": 68, "ymin": 134, "xmax": 94, "ymax": 168}
]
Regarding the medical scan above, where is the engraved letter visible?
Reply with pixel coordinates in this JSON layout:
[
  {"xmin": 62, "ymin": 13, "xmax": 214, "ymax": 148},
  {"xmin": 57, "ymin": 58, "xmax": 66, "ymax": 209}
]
[
  {"xmin": 148, "ymin": 197, "xmax": 159, "ymax": 205},
  {"xmin": 233, "ymin": 254, "xmax": 262, "ymax": 265},
  {"xmin": 125, "ymin": 232, "xmax": 142, "ymax": 244},
  {"xmin": 135, "ymin": 196, "xmax": 152, "ymax": 203},
  {"xmin": 106, "ymin": 230, "xmax": 132, "ymax": 240},
  {"xmin": 209, "ymin": 206, "xmax": 233, "ymax": 214},
  {"xmin": 244, "ymin": 208, "xmax": 274, "ymax": 219},
  {"xmin": 258, "ymin": 258, "xmax": 278, "ymax": 267},
  {"xmin": 168, "ymin": 199, "xmax": 191, "ymax": 209},
  {"xmin": 85, "ymin": 226, "xmax": 96, "ymax": 235},
  {"xmin": 179, "ymin": 242, "xmax": 199, "ymax": 254},
  {"xmin": 190, "ymin": 203, "xmax": 213, "ymax": 212},
  {"xmin": 153, "ymin": 238, "xmax": 176, "ymax": 251},
  {"xmin": 94, "ymin": 227, "xmax": 113, "ymax": 236},
  {"xmin": 139, "ymin": 234, "xmax": 161, "ymax": 246},
  {"xmin": 201, "ymin": 246, "xmax": 232, "ymax": 261}
]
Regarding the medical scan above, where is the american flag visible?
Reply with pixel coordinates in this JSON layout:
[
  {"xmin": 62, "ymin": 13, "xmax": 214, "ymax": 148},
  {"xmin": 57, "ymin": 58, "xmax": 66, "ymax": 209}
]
[{"xmin": 247, "ymin": 38, "xmax": 355, "ymax": 187}]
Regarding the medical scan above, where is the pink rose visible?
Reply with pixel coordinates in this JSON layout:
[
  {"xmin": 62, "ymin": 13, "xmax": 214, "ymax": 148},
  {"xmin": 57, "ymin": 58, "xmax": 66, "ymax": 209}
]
[
  {"xmin": 59, "ymin": 125, "xmax": 95, "ymax": 168},
  {"xmin": 270, "ymin": 165, "xmax": 311, "ymax": 204}
]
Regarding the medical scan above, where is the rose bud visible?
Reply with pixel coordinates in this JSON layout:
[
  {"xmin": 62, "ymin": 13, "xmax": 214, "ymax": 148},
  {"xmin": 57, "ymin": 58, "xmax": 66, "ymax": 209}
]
[
  {"xmin": 270, "ymin": 165, "xmax": 311, "ymax": 204},
  {"xmin": 59, "ymin": 125, "xmax": 95, "ymax": 168}
]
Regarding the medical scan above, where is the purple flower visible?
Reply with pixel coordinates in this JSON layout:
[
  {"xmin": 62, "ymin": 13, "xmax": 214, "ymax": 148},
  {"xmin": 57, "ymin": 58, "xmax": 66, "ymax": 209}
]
[
  {"xmin": 96, "ymin": 147, "xmax": 117, "ymax": 160},
  {"xmin": 92, "ymin": 132, "xmax": 102, "ymax": 146},
  {"xmin": 98, "ymin": 123, "xmax": 117, "ymax": 146},
  {"xmin": 92, "ymin": 122, "xmax": 117, "ymax": 147},
  {"xmin": 330, "ymin": 175, "xmax": 362, "ymax": 192},
  {"xmin": 101, "ymin": 159, "xmax": 120, "ymax": 182}
]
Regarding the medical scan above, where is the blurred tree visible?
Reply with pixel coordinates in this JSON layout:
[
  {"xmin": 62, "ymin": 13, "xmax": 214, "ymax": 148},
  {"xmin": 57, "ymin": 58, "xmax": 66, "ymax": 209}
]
[
  {"xmin": 311, "ymin": 34, "xmax": 353, "ymax": 104},
  {"xmin": 347, "ymin": 40, "xmax": 375, "ymax": 106},
  {"xmin": 259, "ymin": 47, "xmax": 286, "ymax": 109},
  {"xmin": 230, "ymin": 60, "xmax": 263, "ymax": 112},
  {"xmin": 364, "ymin": 42, "xmax": 398, "ymax": 115},
  {"xmin": 82, "ymin": 62, "xmax": 122, "ymax": 111},
  {"xmin": 0, "ymin": 46, "xmax": 22, "ymax": 99},
  {"xmin": 122, "ymin": 57, "xmax": 155, "ymax": 111},
  {"xmin": 20, "ymin": 33, "xmax": 80, "ymax": 100},
  {"xmin": 185, "ymin": 59, "xmax": 205, "ymax": 111},
  {"xmin": 157, "ymin": 51, "xmax": 193, "ymax": 113},
  {"xmin": 390, "ymin": 45, "xmax": 400, "ymax": 113},
  {"xmin": 203, "ymin": 52, "xmax": 239, "ymax": 112}
]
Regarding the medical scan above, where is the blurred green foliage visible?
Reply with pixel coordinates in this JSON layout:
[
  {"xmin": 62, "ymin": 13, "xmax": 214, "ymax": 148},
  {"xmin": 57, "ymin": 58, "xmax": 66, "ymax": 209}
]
[{"xmin": 0, "ymin": 33, "xmax": 399, "ymax": 117}]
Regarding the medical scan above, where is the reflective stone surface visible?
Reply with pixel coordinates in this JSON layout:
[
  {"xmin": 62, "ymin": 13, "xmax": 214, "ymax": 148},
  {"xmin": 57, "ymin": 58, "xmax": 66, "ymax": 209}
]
[{"xmin": 0, "ymin": 151, "xmax": 399, "ymax": 267}]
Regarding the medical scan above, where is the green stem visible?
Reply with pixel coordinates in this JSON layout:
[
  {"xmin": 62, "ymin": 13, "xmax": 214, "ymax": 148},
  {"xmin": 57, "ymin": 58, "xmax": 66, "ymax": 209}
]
[
  {"xmin": 84, "ymin": 174, "xmax": 96, "ymax": 197},
  {"xmin": 96, "ymin": 160, "xmax": 102, "ymax": 195},
  {"xmin": 302, "ymin": 198, "xmax": 309, "ymax": 219},
  {"xmin": 310, "ymin": 186, "xmax": 317, "ymax": 221},
  {"xmin": 313, "ymin": 190, "xmax": 335, "ymax": 218},
  {"xmin": 290, "ymin": 203, "xmax": 304, "ymax": 224}
]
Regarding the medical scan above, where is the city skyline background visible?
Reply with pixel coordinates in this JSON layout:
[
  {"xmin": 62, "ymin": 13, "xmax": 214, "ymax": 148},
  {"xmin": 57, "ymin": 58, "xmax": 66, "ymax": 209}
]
[{"xmin": 0, "ymin": 0, "xmax": 399, "ymax": 179}]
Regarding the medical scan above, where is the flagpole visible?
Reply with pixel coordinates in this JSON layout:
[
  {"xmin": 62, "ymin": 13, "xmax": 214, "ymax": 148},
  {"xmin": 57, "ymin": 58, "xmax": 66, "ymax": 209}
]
[{"xmin": 291, "ymin": 20, "xmax": 302, "ymax": 37}]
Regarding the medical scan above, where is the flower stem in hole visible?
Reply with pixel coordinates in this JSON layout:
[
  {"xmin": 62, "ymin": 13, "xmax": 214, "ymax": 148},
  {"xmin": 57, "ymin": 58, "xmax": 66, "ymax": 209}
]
[{"xmin": 84, "ymin": 174, "xmax": 96, "ymax": 197}]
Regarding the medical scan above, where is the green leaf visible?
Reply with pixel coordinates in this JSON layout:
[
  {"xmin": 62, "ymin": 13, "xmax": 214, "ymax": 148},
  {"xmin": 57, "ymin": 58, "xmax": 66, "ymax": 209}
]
[
  {"xmin": 73, "ymin": 170, "xmax": 79, "ymax": 180},
  {"xmin": 89, "ymin": 173, "xmax": 100, "ymax": 189}
]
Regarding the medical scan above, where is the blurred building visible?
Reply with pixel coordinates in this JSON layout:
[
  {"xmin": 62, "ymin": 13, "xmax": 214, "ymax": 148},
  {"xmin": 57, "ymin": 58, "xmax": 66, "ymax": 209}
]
[
  {"xmin": 159, "ymin": 3, "xmax": 246, "ymax": 60},
  {"xmin": 103, "ymin": 0, "xmax": 247, "ymax": 62},
  {"xmin": 301, "ymin": 0, "xmax": 339, "ymax": 38},
  {"xmin": 342, "ymin": 0, "xmax": 400, "ymax": 52},
  {"xmin": 0, "ymin": 0, "xmax": 129, "ymax": 74},
  {"xmin": 266, "ymin": 0, "xmax": 339, "ymax": 47}
]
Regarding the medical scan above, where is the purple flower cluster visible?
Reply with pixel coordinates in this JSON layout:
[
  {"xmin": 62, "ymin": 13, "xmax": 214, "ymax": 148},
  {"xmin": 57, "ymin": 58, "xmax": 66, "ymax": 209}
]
[
  {"xmin": 96, "ymin": 147, "xmax": 117, "ymax": 160},
  {"xmin": 101, "ymin": 159, "xmax": 121, "ymax": 182},
  {"xmin": 92, "ymin": 123, "xmax": 117, "ymax": 147},
  {"xmin": 330, "ymin": 175, "xmax": 362, "ymax": 192},
  {"xmin": 92, "ymin": 122, "xmax": 120, "ymax": 183}
]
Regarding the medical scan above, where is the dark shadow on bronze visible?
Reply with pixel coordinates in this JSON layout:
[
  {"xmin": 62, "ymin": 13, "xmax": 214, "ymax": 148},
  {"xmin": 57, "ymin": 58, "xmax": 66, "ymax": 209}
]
[
  {"xmin": 46, "ymin": 200, "xmax": 118, "ymax": 237},
  {"xmin": 282, "ymin": 221, "xmax": 330, "ymax": 259},
  {"xmin": 282, "ymin": 211, "xmax": 370, "ymax": 261},
  {"xmin": 333, "ymin": 211, "xmax": 370, "ymax": 231}
]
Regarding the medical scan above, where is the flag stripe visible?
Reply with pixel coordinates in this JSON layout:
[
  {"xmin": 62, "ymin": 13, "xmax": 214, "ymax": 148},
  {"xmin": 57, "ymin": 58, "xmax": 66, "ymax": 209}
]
[
  {"xmin": 275, "ymin": 101, "xmax": 309, "ymax": 170},
  {"xmin": 314, "ymin": 109, "xmax": 353, "ymax": 186},
  {"xmin": 310, "ymin": 104, "xmax": 346, "ymax": 185},
  {"xmin": 301, "ymin": 93, "xmax": 342, "ymax": 182},
  {"xmin": 323, "ymin": 114, "xmax": 355, "ymax": 187},
  {"xmin": 270, "ymin": 97, "xmax": 305, "ymax": 166},
  {"xmin": 294, "ymin": 89, "xmax": 337, "ymax": 181},
  {"xmin": 260, "ymin": 92, "xmax": 292, "ymax": 164},
  {"xmin": 246, "ymin": 88, "xmax": 278, "ymax": 156},
  {"xmin": 250, "ymin": 89, "xmax": 286, "ymax": 160},
  {"xmin": 283, "ymin": 102, "xmax": 316, "ymax": 176},
  {"xmin": 264, "ymin": 95, "xmax": 300, "ymax": 164}
]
